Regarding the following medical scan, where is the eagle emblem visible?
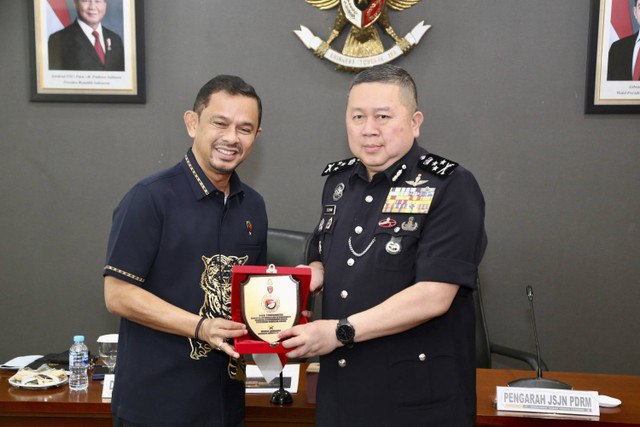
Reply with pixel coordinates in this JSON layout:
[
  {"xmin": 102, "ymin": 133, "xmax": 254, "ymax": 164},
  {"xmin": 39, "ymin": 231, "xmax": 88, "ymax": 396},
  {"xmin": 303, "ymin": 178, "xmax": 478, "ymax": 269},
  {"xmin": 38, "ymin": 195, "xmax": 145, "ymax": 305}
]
[{"xmin": 294, "ymin": 0, "xmax": 430, "ymax": 71}]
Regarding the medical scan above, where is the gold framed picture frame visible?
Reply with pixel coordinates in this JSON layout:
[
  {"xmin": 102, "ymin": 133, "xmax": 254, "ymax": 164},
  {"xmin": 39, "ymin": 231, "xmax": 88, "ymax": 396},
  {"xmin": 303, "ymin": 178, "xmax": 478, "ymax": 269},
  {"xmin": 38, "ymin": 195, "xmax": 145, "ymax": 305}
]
[{"xmin": 28, "ymin": 0, "xmax": 145, "ymax": 103}]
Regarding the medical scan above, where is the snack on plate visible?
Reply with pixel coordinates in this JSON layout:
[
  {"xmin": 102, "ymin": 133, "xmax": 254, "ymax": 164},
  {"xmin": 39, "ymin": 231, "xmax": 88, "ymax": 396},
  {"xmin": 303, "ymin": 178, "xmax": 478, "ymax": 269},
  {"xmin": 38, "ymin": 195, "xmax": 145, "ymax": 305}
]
[{"xmin": 9, "ymin": 368, "xmax": 68, "ymax": 386}]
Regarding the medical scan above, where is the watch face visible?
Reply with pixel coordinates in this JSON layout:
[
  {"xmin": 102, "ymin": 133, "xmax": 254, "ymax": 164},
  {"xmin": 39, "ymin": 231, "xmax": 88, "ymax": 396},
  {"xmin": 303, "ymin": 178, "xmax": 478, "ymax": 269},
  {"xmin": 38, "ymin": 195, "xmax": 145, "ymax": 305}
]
[{"xmin": 337, "ymin": 324, "xmax": 355, "ymax": 343}]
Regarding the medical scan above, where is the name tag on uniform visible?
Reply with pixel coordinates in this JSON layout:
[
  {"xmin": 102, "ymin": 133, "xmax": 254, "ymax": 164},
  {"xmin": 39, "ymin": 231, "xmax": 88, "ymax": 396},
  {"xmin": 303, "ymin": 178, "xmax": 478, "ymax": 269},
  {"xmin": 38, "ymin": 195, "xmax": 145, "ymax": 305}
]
[{"xmin": 382, "ymin": 187, "xmax": 435, "ymax": 214}]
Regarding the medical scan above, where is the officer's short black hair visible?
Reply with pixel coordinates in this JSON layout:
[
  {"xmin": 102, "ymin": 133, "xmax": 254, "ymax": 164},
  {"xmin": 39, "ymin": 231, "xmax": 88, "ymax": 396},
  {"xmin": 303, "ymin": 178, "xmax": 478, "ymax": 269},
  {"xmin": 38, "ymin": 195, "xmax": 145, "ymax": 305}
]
[
  {"xmin": 349, "ymin": 64, "xmax": 418, "ymax": 112},
  {"xmin": 192, "ymin": 75, "xmax": 262, "ymax": 127}
]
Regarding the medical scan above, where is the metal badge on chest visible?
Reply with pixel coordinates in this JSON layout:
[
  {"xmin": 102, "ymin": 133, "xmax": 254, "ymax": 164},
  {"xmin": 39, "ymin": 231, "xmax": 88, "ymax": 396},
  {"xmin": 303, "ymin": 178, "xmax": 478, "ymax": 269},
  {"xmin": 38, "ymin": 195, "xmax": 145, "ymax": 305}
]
[{"xmin": 318, "ymin": 153, "xmax": 459, "ymax": 269}]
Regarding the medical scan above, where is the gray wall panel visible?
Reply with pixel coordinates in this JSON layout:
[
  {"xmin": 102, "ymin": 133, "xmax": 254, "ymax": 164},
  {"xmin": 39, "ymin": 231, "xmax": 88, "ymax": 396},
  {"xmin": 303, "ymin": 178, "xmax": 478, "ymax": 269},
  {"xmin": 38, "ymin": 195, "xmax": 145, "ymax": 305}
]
[{"xmin": 1, "ymin": 0, "xmax": 638, "ymax": 375}]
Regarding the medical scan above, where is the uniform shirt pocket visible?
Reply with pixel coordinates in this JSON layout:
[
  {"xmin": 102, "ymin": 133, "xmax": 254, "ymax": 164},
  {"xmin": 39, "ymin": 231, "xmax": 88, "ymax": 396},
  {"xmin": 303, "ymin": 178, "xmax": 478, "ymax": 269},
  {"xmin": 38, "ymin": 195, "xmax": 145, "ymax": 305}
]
[
  {"xmin": 373, "ymin": 217, "xmax": 421, "ymax": 271},
  {"xmin": 387, "ymin": 348, "xmax": 456, "ymax": 408}
]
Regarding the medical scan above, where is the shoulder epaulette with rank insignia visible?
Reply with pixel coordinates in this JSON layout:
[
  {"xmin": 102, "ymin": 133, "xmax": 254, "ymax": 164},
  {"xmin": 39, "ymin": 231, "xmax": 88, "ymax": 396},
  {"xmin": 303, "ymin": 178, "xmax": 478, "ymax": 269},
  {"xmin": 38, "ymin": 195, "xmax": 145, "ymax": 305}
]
[
  {"xmin": 321, "ymin": 157, "xmax": 359, "ymax": 176},
  {"xmin": 417, "ymin": 153, "xmax": 458, "ymax": 177}
]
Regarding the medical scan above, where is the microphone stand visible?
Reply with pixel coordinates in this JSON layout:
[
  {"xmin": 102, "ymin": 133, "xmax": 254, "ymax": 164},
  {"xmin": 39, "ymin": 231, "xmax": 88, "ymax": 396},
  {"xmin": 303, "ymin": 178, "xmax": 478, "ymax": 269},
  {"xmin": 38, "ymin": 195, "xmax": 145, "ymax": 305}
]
[
  {"xmin": 508, "ymin": 285, "xmax": 571, "ymax": 390},
  {"xmin": 270, "ymin": 371, "xmax": 293, "ymax": 404}
]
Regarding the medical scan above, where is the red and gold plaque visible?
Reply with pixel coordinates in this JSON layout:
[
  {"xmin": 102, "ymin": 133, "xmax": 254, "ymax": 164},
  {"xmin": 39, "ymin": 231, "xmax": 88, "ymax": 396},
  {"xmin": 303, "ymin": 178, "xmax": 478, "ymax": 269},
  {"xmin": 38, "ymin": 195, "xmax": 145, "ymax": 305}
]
[{"xmin": 231, "ymin": 265, "xmax": 311, "ymax": 354}]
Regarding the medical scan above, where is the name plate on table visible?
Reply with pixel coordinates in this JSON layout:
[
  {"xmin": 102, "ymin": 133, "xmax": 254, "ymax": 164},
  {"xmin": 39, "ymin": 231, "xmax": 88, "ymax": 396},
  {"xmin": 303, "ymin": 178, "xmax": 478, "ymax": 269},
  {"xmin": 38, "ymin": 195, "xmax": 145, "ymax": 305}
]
[
  {"xmin": 102, "ymin": 374, "xmax": 115, "ymax": 399},
  {"xmin": 231, "ymin": 265, "xmax": 310, "ymax": 354},
  {"xmin": 496, "ymin": 386, "xmax": 600, "ymax": 417}
]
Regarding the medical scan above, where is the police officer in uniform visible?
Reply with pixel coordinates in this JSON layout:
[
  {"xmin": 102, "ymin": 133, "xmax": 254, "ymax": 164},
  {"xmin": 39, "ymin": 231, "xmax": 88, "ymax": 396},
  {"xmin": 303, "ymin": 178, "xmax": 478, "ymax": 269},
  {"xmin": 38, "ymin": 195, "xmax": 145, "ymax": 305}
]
[{"xmin": 279, "ymin": 64, "xmax": 487, "ymax": 426}]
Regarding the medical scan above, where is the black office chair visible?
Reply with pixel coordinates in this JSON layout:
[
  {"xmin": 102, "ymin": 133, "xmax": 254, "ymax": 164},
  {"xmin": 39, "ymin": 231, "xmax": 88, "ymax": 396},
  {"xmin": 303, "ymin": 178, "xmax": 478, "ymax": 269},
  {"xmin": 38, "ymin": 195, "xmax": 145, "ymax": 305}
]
[
  {"xmin": 265, "ymin": 228, "xmax": 315, "ymax": 363},
  {"xmin": 266, "ymin": 228, "xmax": 321, "ymax": 320},
  {"xmin": 474, "ymin": 278, "xmax": 548, "ymax": 371},
  {"xmin": 266, "ymin": 228, "xmax": 312, "ymax": 267},
  {"xmin": 266, "ymin": 228, "xmax": 547, "ymax": 371}
]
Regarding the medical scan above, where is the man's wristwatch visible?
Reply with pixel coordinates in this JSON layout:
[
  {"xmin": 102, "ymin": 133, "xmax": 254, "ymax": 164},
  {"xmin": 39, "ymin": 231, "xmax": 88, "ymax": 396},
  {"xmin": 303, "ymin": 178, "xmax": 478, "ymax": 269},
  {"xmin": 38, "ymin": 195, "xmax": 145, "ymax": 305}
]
[{"xmin": 336, "ymin": 318, "xmax": 355, "ymax": 348}]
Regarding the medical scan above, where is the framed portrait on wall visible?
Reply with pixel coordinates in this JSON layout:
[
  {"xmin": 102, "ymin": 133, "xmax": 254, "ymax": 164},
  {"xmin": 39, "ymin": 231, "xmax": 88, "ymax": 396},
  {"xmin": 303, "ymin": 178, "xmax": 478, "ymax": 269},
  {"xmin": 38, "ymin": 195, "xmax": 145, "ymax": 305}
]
[
  {"xmin": 28, "ymin": 0, "xmax": 145, "ymax": 103},
  {"xmin": 586, "ymin": 0, "xmax": 640, "ymax": 113}
]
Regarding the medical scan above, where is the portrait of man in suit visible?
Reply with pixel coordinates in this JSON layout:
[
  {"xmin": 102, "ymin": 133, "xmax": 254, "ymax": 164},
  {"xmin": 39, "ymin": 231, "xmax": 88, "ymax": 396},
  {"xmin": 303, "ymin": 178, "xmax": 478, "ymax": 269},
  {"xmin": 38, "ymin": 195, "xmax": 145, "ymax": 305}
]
[
  {"xmin": 48, "ymin": 0, "xmax": 125, "ymax": 71},
  {"xmin": 607, "ymin": 0, "xmax": 640, "ymax": 81}
]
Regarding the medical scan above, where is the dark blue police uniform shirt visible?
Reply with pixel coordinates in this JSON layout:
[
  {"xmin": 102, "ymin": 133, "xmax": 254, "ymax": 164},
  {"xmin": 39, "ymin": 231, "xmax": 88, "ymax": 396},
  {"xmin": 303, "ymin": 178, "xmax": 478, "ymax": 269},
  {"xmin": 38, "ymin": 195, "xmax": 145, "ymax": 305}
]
[
  {"xmin": 309, "ymin": 141, "xmax": 487, "ymax": 427},
  {"xmin": 104, "ymin": 148, "xmax": 267, "ymax": 427}
]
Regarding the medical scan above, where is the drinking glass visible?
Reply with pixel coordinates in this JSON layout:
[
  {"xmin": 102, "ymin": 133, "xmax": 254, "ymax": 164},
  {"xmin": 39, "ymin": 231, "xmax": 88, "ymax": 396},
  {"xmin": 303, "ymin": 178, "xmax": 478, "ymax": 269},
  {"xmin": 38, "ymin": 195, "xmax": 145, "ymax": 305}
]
[{"xmin": 97, "ymin": 334, "xmax": 118, "ymax": 373}]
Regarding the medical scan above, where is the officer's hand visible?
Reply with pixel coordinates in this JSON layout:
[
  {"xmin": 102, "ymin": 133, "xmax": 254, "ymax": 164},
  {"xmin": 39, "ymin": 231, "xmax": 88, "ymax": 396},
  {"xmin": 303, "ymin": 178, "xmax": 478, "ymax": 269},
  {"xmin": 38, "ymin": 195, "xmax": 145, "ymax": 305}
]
[
  {"xmin": 306, "ymin": 261, "xmax": 325, "ymax": 293},
  {"xmin": 278, "ymin": 320, "xmax": 338, "ymax": 359},
  {"xmin": 201, "ymin": 318, "xmax": 247, "ymax": 359}
]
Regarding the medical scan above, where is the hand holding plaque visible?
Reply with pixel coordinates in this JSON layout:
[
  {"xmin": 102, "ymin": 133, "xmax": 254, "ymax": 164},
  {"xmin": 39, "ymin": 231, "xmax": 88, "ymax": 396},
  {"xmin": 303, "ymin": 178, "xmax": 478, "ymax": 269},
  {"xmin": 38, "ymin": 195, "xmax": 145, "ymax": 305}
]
[{"xmin": 231, "ymin": 265, "xmax": 311, "ymax": 354}]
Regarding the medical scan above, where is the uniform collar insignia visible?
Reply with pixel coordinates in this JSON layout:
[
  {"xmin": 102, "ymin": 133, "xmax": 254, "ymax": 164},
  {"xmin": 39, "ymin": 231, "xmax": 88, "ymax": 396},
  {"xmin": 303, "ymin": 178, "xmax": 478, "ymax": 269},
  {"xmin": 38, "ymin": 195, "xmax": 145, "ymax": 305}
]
[
  {"xmin": 383, "ymin": 140, "xmax": 420, "ymax": 183},
  {"xmin": 417, "ymin": 153, "xmax": 458, "ymax": 177},
  {"xmin": 390, "ymin": 163, "xmax": 407, "ymax": 182}
]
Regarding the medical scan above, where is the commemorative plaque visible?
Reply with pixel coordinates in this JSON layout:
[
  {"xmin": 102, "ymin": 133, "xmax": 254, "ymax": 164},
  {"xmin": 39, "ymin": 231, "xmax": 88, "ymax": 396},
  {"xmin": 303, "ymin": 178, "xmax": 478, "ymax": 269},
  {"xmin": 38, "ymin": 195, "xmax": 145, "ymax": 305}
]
[
  {"xmin": 231, "ymin": 265, "xmax": 311, "ymax": 354},
  {"xmin": 242, "ymin": 274, "xmax": 300, "ymax": 343}
]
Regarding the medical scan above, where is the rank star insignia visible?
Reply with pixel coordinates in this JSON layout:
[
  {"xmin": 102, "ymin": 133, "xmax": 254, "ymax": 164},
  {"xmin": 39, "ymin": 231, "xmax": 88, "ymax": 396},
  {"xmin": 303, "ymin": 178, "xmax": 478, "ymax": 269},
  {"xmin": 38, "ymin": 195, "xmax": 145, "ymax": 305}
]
[
  {"xmin": 322, "ymin": 157, "xmax": 359, "ymax": 176},
  {"xmin": 294, "ymin": 0, "xmax": 431, "ymax": 72},
  {"xmin": 418, "ymin": 154, "xmax": 459, "ymax": 177}
]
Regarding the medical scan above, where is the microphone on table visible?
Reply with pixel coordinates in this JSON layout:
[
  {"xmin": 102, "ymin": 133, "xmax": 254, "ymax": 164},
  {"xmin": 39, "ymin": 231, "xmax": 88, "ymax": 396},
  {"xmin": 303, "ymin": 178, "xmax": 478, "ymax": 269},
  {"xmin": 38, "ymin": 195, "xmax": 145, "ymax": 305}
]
[{"xmin": 508, "ymin": 285, "xmax": 571, "ymax": 389}]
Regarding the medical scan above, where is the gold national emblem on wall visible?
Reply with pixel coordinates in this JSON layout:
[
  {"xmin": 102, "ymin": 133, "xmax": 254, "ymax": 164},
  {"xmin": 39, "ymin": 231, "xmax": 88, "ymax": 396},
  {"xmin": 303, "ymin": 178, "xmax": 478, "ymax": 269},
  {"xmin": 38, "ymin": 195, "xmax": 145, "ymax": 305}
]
[{"xmin": 294, "ymin": 0, "xmax": 430, "ymax": 71}]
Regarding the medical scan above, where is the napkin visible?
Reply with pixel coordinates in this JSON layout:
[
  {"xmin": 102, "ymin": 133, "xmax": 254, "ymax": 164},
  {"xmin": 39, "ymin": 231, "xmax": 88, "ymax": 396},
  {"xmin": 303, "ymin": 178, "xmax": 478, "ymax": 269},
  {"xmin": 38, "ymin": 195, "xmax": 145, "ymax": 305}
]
[{"xmin": 1, "ymin": 355, "xmax": 43, "ymax": 370}]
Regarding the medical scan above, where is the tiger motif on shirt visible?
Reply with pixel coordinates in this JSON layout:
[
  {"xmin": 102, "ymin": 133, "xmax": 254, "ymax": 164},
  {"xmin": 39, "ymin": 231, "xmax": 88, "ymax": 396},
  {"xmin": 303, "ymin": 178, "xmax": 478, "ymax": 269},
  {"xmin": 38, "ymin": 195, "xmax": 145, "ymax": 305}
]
[{"xmin": 189, "ymin": 254, "xmax": 248, "ymax": 360}]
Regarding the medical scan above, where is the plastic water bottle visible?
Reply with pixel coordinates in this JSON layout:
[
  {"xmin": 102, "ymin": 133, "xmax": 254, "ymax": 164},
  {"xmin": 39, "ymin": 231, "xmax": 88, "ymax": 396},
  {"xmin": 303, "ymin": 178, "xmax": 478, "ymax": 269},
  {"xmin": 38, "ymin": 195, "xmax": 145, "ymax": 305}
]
[{"xmin": 69, "ymin": 335, "xmax": 89, "ymax": 391}]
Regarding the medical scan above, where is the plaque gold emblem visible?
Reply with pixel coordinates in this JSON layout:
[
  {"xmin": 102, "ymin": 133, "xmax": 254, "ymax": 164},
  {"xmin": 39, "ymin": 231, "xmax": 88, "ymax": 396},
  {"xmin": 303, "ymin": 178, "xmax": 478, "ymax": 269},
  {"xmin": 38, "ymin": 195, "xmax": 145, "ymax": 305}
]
[
  {"xmin": 294, "ymin": 0, "xmax": 430, "ymax": 71},
  {"xmin": 241, "ymin": 275, "xmax": 301, "ymax": 344}
]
